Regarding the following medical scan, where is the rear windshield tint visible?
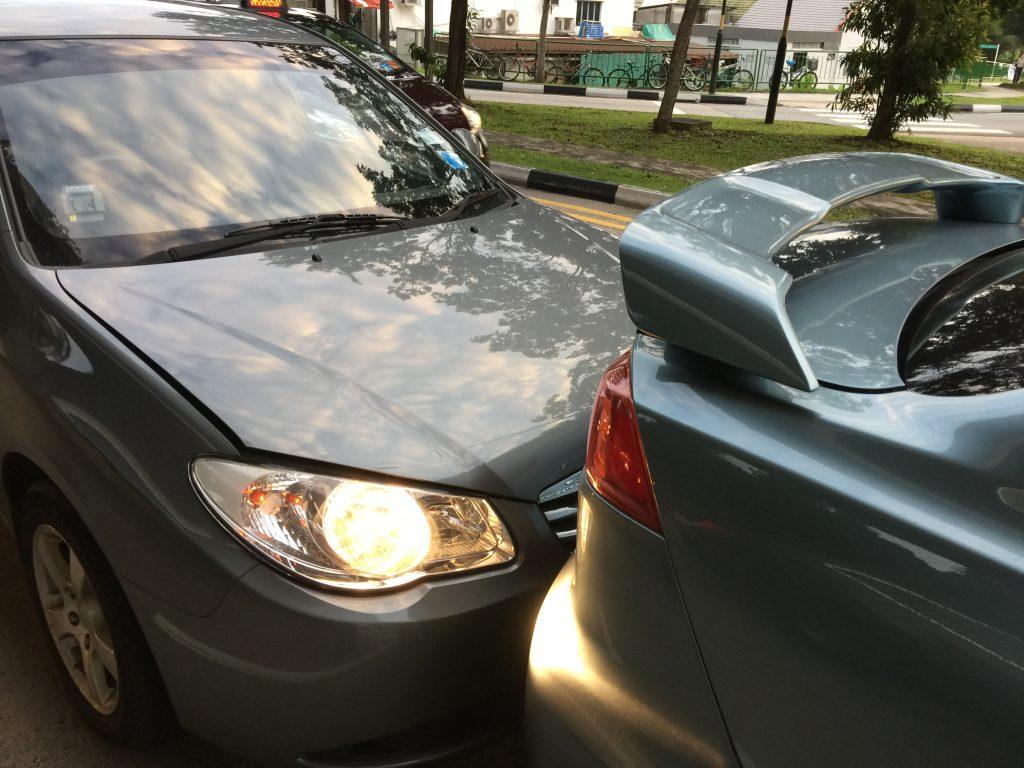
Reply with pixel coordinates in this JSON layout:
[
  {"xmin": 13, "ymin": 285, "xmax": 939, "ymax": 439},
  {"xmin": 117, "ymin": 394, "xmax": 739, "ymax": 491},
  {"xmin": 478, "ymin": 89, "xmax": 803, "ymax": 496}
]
[{"xmin": 902, "ymin": 252, "xmax": 1024, "ymax": 396}]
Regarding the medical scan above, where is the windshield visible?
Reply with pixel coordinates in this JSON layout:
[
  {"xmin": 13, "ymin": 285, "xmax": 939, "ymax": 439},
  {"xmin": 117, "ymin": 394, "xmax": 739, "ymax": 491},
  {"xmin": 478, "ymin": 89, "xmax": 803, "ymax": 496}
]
[
  {"xmin": 0, "ymin": 39, "xmax": 490, "ymax": 267},
  {"xmin": 297, "ymin": 15, "xmax": 413, "ymax": 77}
]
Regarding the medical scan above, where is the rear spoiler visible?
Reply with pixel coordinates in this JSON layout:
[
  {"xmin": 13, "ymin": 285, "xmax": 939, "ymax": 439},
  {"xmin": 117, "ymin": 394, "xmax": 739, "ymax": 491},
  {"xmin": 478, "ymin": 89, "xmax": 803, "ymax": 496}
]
[{"xmin": 619, "ymin": 152, "xmax": 1024, "ymax": 391}]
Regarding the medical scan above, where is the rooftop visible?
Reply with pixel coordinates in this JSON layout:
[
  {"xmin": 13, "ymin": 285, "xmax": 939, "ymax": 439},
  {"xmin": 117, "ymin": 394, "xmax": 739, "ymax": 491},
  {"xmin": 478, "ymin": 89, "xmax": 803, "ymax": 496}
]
[{"xmin": 738, "ymin": 0, "xmax": 850, "ymax": 31}]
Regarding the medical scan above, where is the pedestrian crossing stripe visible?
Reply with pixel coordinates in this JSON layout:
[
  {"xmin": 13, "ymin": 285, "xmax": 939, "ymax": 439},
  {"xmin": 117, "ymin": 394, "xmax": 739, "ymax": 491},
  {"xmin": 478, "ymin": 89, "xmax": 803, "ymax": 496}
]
[{"xmin": 799, "ymin": 108, "xmax": 1011, "ymax": 135}]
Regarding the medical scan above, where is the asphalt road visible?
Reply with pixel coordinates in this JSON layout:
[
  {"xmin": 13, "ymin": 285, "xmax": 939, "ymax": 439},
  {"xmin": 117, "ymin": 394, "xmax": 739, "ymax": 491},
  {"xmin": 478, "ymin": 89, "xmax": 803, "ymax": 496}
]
[
  {"xmin": 470, "ymin": 87, "xmax": 1024, "ymax": 151},
  {"xmin": 0, "ymin": 528, "xmax": 523, "ymax": 768},
  {"xmin": 517, "ymin": 187, "xmax": 637, "ymax": 236}
]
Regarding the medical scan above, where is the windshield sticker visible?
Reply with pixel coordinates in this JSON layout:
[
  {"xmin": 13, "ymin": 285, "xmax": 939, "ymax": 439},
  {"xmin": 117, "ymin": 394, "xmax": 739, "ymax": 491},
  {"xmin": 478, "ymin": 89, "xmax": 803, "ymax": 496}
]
[
  {"xmin": 416, "ymin": 127, "xmax": 446, "ymax": 148},
  {"xmin": 62, "ymin": 184, "xmax": 105, "ymax": 223},
  {"xmin": 439, "ymin": 151, "xmax": 469, "ymax": 171},
  {"xmin": 306, "ymin": 109, "xmax": 362, "ymax": 143}
]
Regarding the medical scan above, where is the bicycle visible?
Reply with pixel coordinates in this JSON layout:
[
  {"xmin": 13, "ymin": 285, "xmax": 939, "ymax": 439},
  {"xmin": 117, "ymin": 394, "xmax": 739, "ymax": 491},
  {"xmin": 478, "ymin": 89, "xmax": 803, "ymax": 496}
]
[
  {"xmin": 680, "ymin": 62, "xmax": 708, "ymax": 91},
  {"xmin": 548, "ymin": 54, "xmax": 606, "ymax": 87},
  {"xmin": 782, "ymin": 58, "xmax": 818, "ymax": 90},
  {"xmin": 632, "ymin": 55, "xmax": 706, "ymax": 90},
  {"xmin": 701, "ymin": 59, "xmax": 754, "ymax": 91},
  {"xmin": 465, "ymin": 46, "xmax": 502, "ymax": 80},
  {"xmin": 606, "ymin": 56, "xmax": 668, "ymax": 89},
  {"xmin": 498, "ymin": 44, "xmax": 558, "ymax": 82}
]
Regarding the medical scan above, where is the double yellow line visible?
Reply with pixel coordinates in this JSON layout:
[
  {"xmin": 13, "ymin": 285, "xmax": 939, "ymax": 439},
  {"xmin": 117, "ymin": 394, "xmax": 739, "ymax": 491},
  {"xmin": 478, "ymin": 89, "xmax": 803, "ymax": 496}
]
[{"xmin": 529, "ymin": 196, "xmax": 634, "ymax": 232}]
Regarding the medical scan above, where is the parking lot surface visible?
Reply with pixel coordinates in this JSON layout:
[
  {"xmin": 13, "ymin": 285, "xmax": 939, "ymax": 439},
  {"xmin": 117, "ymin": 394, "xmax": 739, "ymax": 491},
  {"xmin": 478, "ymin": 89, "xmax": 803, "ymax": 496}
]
[
  {"xmin": 0, "ymin": 531, "xmax": 523, "ymax": 768},
  {"xmin": 519, "ymin": 187, "xmax": 637, "ymax": 235}
]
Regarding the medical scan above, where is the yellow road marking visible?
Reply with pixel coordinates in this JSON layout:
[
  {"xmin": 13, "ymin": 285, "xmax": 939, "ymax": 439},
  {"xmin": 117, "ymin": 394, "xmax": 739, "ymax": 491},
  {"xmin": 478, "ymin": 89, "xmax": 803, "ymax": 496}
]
[
  {"xmin": 529, "ymin": 196, "xmax": 635, "ymax": 223},
  {"xmin": 558, "ymin": 212, "xmax": 628, "ymax": 230}
]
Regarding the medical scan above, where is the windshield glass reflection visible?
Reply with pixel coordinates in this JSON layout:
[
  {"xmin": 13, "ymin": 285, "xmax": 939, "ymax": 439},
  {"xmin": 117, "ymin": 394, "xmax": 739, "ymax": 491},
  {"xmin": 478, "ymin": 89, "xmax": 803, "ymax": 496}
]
[{"xmin": 0, "ymin": 40, "xmax": 486, "ymax": 267}]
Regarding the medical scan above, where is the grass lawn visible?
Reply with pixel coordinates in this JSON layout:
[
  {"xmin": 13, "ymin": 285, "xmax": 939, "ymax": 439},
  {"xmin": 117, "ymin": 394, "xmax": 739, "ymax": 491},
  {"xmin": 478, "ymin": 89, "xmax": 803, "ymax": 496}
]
[
  {"xmin": 491, "ymin": 146, "xmax": 689, "ymax": 194},
  {"xmin": 942, "ymin": 81, "xmax": 986, "ymax": 92},
  {"xmin": 948, "ymin": 94, "xmax": 1024, "ymax": 105},
  {"xmin": 477, "ymin": 102, "xmax": 1024, "ymax": 180}
]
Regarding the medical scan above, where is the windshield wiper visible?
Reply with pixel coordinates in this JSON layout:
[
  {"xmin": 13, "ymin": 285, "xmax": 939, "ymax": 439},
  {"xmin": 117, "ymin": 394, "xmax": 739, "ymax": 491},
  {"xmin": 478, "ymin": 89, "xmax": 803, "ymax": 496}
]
[
  {"xmin": 438, "ymin": 187, "xmax": 510, "ymax": 222},
  {"xmin": 226, "ymin": 212, "xmax": 409, "ymax": 238},
  {"xmin": 143, "ymin": 213, "xmax": 410, "ymax": 263}
]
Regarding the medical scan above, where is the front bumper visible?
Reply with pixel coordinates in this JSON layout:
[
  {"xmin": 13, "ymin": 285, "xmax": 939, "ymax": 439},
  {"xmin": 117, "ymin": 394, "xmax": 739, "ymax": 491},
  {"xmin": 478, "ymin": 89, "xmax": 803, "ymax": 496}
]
[
  {"xmin": 525, "ymin": 483, "xmax": 738, "ymax": 768},
  {"xmin": 124, "ymin": 496, "xmax": 566, "ymax": 767}
]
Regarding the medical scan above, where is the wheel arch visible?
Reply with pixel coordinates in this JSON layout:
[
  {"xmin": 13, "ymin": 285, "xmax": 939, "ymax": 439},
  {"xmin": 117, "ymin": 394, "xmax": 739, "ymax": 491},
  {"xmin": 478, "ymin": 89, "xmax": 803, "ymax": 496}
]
[{"xmin": 1, "ymin": 452, "xmax": 52, "ymax": 534}]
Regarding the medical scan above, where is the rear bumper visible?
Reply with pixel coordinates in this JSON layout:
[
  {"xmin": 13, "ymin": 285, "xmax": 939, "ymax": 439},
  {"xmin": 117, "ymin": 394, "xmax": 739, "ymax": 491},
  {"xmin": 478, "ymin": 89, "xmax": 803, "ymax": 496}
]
[
  {"xmin": 124, "ymin": 497, "xmax": 566, "ymax": 767},
  {"xmin": 525, "ymin": 482, "xmax": 739, "ymax": 768}
]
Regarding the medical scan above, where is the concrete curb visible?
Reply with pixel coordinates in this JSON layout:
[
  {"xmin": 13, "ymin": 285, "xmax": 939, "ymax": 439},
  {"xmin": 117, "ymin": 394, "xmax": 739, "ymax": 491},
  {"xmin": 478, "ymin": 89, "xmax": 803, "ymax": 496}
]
[
  {"xmin": 950, "ymin": 103, "xmax": 1024, "ymax": 112},
  {"xmin": 465, "ymin": 78, "xmax": 747, "ymax": 105},
  {"xmin": 492, "ymin": 161, "xmax": 667, "ymax": 211}
]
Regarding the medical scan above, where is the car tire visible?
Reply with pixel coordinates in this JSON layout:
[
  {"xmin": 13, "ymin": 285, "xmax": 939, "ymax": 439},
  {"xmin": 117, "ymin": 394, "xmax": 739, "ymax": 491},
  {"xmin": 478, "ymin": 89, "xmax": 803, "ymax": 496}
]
[{"xmin": 16, "ymin": 480, "xmax": 174, "ymax": 747}]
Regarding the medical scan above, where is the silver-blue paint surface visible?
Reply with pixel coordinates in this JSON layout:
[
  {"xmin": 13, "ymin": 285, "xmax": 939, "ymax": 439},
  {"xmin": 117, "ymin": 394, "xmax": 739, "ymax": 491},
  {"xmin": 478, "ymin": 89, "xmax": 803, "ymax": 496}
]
[
  {"xmin": 530, "ymin": 153, "xmax": 1024, "ymax": 767},
  {"xmin": 619, "ymin": 152, "xmax": 1024, "ymax": 391}
]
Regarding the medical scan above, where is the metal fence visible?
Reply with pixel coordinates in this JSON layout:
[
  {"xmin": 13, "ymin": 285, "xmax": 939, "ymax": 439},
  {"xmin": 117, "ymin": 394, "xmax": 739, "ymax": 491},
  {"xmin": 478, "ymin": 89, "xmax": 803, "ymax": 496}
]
[
  {"xmin": 433, "ymin": 38, "xmax": 993, "ymax": 92},
  {"xmin": 439, "ymin": 41, "xmax": 852, "ymax": 91}
]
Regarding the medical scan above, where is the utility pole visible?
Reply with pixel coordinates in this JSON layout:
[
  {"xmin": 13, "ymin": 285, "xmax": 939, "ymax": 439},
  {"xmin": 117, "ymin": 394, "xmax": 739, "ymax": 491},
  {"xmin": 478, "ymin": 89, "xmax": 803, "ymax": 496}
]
[
  {"xmin": 764, "ymin": 0, "xmax": 793, "ymax": 124},
  {"xmin": 708, "ymin": 0, "xmax": 728, "ymax": 95}
]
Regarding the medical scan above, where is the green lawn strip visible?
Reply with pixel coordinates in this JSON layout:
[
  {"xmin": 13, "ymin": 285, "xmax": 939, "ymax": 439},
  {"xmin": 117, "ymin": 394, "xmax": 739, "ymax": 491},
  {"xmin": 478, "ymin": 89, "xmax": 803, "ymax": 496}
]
[
  {"xmin": 477, "ymin": 103, "xmax": 1024, "ymax": 178},
  {"xmin": 948, "ymin": 94, "xmax": 1024, "ymax": 105},
  {"xmin": 490, "ymin": 146, "xmax": 691, "ymax": 195},
  {"xmin": 942, "ymin": 81, "xmax": 986, "ymax": 93},
  {"xmin": 491, "ymin": 146, "xmax": 885, "ymax": 220}
]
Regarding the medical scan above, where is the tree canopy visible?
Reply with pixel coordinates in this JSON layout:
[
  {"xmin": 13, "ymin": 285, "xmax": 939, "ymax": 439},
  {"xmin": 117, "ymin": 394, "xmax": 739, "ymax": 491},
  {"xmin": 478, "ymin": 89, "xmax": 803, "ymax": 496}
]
[{"xmin": 837, "ymin": 0, "xmax": 992, "ymax": 139}]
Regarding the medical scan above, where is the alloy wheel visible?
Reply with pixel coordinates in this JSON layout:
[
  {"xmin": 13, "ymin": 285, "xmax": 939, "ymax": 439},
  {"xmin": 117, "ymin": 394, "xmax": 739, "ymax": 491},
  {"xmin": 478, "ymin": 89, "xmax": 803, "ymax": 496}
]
[{"xmin": 32, "ymin": 524, "xmax": 119, "ymax": 715}]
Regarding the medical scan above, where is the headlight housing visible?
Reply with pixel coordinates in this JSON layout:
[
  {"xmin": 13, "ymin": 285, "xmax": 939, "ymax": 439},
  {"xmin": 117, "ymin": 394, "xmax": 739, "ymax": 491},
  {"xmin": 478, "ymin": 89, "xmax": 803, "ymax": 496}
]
[
  {"xmin": 460, "ymin": 104, "xmax": 483, "ymax": 132},
  {"xmin": 192, "ymin": 458, "xmax": 515, "ymax": 592}
]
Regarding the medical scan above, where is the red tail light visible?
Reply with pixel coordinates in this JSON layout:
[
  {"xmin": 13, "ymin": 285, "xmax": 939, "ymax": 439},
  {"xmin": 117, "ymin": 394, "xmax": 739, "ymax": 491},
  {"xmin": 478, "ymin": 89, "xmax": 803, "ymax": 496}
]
[{"xmin": 585, "ymin": 350, "xmax": 661, "ymax": 532}]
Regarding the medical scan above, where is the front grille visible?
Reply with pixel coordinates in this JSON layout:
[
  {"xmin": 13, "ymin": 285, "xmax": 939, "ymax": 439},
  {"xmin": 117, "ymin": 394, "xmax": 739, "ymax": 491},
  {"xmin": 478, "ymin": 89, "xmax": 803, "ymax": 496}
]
[{"xmin": 539, "ymin": 470, "xmax": 580, "ymax": 550}]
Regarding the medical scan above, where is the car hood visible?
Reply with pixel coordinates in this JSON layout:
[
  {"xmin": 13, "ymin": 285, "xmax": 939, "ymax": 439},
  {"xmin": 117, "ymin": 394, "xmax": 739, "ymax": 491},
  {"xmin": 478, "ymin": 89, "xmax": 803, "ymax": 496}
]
[
  {"xmin": 58, "ymin": 201, "xmax": 633, "ymax": 501},
  {"xmin": 391, "ymin": 74, "xmax": 469, "ymax": 130}
]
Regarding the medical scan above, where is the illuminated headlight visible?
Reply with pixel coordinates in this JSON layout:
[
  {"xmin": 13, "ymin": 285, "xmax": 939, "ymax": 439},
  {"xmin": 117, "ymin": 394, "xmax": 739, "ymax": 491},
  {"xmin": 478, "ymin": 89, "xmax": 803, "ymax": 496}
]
[
  {"xmin": 192, "ymin": 458, "xmax": 515, "ymax": 591},
  {"xmin": 460, "ymin": 104, "xmax": 483, "ymax": 132}
]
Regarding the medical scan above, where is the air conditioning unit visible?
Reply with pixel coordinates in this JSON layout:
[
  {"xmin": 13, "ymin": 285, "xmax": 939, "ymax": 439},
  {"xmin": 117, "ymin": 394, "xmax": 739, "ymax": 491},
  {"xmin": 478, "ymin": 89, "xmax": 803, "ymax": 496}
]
[
  {"xmin": 554, "ymin": 16, "xmax": 574, "ymax": 34},
  {"xmin": 480, "ymin": 15, "xmax": 501, "ymax": 33},
  {"xmin": 499, "ymin": 10, "xmax": 519, "ymax": 33}
]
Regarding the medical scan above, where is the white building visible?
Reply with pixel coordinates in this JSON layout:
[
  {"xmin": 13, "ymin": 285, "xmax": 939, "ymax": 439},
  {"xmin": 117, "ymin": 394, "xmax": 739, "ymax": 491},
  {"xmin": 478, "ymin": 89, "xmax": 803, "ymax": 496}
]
[
  {"xmin": 635, "ymin": 0, "xmax": 861, "ymax": 85},
  {"xmin": 388, "ymin": 0, "xmax": 636, "ymax": 41}
]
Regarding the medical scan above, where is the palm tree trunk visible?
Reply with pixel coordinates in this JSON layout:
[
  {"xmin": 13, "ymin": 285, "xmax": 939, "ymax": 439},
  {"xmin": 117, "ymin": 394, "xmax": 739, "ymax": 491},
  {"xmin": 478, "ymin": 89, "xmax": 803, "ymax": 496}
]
[
  {"xmin": 653, "ymin": 0, "xmax": 703, "ymax": 134},
  {"xmin": 534, "ymin": 0, "xmax": 552, "ymax": 84}
]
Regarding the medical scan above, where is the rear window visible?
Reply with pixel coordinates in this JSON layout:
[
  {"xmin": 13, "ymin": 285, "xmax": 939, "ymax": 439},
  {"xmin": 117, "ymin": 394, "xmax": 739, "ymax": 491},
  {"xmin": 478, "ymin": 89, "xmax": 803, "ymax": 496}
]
[{"xmin": 902, "ymin": 251, "xmax": 1024, "ymax": 395}]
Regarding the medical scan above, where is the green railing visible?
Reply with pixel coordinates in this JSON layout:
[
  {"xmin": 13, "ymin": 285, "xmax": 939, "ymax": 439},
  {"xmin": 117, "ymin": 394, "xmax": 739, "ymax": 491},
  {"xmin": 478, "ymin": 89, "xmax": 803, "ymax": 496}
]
[{"xmin": 441, "ymin": 39, "xmax": 998, "ymax": 93}]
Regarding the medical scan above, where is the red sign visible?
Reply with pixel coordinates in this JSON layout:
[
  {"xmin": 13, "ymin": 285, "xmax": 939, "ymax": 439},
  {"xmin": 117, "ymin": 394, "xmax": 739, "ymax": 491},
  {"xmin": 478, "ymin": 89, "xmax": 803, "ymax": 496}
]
[{"xmin": 242, "ymin": 0, "xmax": 286, "ymax": 10}]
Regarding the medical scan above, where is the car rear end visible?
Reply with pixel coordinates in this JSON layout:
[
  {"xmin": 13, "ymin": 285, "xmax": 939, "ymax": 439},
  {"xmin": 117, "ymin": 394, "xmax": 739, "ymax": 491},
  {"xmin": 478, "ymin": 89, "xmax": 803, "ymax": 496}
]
[
  {"xmin": 526, "ymin": 349, "xmax": 740, "ymax": 768},
  {"xmin": 528, "ymin": 153, "xmax": 1024, "ymax": 767}
]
